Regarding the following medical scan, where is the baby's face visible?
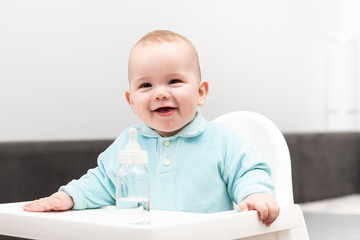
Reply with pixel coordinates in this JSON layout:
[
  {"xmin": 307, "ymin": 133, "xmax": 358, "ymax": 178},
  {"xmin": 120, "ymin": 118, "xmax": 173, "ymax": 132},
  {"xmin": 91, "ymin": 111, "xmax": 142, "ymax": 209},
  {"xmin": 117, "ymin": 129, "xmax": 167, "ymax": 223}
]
[{"xmin": 126, "ymin": 40, "xmax": 208, "ymax": 137}]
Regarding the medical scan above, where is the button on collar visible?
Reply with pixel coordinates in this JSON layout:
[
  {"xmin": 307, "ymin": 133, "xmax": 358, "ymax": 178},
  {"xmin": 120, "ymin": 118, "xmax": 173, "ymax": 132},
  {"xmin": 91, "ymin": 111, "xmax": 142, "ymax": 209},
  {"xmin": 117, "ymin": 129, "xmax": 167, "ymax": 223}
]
[{"xmin": 163, "ymin": 140, "xmax": 171, "ymax": 147}]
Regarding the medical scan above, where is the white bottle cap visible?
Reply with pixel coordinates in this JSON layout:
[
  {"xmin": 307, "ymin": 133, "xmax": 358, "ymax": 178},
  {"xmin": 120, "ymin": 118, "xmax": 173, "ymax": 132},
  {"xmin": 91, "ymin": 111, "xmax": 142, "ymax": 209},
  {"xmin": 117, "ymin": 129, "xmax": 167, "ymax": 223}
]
[{"xmin": 119, "ymin": 128, "xmax": 148, "ymax": 164}]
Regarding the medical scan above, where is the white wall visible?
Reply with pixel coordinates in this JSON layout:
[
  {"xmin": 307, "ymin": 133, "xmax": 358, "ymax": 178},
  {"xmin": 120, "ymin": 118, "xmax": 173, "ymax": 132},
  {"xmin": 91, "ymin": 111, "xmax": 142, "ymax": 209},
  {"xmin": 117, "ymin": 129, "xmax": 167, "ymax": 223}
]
[
  {"xmin": 336, "ymin": 0, "xmax": 360, "ymax": 100},
  {"xmin": 0, "ymin": 0, "xmax": 347, "ymax": 141}
]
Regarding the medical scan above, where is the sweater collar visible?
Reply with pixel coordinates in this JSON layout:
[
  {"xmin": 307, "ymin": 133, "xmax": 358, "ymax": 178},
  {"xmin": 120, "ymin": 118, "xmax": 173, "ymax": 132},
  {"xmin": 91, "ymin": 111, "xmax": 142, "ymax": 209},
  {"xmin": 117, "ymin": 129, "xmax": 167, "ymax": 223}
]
[{"xmin": 137, "ymin": 111, "xmax": 207, "ymax": 139}]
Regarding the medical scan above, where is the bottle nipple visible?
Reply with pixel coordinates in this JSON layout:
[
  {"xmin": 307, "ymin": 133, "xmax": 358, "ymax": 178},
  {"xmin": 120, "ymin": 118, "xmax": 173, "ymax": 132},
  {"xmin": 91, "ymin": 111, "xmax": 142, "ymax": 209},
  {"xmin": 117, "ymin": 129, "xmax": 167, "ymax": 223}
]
[
  {"xmin": 119, "ymin": 128, "xmax": 147, "ymax": 164},
  {"xmin": 125, "ymin": 128, "xmax": 141, "ymax": 151}
]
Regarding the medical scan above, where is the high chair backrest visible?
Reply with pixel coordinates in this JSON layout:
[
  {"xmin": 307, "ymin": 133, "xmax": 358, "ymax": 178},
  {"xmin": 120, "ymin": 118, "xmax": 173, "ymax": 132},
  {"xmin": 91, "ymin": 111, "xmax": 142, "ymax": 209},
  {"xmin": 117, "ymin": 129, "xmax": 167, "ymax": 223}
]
[{"xmin": 213, "ymin": 111, "xmax": 294, "ymax": 207}]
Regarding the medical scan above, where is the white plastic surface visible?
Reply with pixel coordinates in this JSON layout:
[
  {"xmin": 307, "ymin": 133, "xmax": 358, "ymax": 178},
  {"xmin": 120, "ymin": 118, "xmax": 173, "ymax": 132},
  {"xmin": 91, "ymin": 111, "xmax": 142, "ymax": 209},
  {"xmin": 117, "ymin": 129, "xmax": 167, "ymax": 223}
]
[{"xmin": 0, "ymin": 202, "xmax": 303, "ymax": 240}]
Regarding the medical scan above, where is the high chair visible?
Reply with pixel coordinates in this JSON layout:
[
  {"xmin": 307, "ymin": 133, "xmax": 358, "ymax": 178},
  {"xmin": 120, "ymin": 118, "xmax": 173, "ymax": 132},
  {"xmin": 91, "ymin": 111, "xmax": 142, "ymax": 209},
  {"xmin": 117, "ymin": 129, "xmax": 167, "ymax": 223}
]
[
  {"xmin": 214, "ymin": 111, "xmax": 309, "ymax": 240},
  {"xmin": 0, "ymin": 111, "xmax": 309, "ymax": 240}
]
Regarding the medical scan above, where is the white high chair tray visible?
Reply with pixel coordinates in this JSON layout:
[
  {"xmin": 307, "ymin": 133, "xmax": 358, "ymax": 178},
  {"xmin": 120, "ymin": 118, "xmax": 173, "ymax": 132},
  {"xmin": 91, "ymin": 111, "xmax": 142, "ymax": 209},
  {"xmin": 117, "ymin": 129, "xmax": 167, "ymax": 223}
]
[{"xmin": 0, "ymin": 202, "xmax": 302, "ymax": 240}]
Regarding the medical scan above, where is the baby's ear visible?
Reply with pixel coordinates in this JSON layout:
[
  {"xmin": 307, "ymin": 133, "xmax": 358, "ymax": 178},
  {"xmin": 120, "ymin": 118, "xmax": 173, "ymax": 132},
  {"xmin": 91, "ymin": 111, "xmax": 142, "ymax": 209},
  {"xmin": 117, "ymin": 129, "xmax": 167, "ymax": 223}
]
[
  {"xmin": 197, "ymin": 80, "xmax": 209, "ymax": 106},
  {"xmin": 125, "ymin": 90, "xmax": 135, "ymax": 112}
]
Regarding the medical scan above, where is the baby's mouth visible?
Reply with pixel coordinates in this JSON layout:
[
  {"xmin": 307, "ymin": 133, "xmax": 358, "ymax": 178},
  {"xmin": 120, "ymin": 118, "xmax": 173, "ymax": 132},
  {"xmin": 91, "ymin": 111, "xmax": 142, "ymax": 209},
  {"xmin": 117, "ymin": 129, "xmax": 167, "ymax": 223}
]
[{"xmin": 154, "ymin": 107, "xmax": 176, "ymax": 113}]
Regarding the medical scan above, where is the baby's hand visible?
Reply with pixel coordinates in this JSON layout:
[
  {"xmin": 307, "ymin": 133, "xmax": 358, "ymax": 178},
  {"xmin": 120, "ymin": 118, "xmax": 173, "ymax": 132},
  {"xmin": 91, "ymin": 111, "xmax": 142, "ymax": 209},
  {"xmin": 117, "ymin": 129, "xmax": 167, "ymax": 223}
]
[
  {"xmin": 238, "ymin": 193, "xmax": 280, "ymax": 226},
  {"xmin": 23, "ymin": 191, "xmax": 74, "ymax": 212}
]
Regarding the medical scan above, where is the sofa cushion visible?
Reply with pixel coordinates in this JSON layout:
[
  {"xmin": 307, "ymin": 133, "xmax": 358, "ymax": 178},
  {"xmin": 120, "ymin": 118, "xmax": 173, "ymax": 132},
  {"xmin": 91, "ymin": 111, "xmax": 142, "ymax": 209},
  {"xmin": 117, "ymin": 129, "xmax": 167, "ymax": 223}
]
[{"xmin": 284, "ymin": 132, "xmax": 360, "ymax": 203}]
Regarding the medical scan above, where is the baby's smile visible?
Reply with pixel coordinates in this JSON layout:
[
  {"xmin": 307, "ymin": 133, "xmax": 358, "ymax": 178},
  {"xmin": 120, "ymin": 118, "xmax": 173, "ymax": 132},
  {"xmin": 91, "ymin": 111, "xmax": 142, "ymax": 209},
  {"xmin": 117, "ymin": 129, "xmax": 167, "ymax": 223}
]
[{"xmin": 153, "ymin": 107, "xmax": 176, "ymax": 117}]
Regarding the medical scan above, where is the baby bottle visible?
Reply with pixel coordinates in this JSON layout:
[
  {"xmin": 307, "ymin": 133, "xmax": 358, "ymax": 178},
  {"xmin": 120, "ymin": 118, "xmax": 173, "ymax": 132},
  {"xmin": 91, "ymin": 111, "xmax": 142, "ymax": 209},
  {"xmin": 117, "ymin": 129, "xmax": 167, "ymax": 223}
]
[{"xmin": 116, "ymin": 128, "xmax": 150, "ymax": 224}]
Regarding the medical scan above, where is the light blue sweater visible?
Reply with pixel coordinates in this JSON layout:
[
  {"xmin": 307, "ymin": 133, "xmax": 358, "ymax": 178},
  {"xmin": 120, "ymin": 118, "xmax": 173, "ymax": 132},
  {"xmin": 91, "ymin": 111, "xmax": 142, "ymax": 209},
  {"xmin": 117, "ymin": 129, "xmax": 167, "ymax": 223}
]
[{"xmin": 60, "ymin": 112, "xmax": 275, "ymax": 213}]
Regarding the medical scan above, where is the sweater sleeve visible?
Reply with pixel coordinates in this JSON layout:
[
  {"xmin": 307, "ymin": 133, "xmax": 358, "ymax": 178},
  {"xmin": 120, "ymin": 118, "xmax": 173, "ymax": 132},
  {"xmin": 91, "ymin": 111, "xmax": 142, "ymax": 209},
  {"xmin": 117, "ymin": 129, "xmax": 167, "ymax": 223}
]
[
  {"xmin": 59, "ymin": 133, "xmax": 127, "ymax": 210},
  {"xmin": 222, "ymin": 131, "xmax": 275, "ymax": 204}
]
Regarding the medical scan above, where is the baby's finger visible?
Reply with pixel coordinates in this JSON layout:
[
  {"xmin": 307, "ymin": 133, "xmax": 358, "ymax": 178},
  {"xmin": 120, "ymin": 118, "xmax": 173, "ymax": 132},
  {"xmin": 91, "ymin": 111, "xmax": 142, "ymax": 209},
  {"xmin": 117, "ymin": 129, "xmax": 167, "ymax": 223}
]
[
  {"xmin": 23, "ymin": 200, "xmax": 40, "ymax": 211},
  {"xmin": 263, "ymin": 202, "xmax": 280, "ymax": 226},
  {"xmin": 255, "ymin": 201, "xmax": 269, "ymax": 221},
  {"xmin": 23, "ymin": 198, "xmax": 48, "ymax": 212},
  {"xmin": 238, "ymin": 202, "xmax": 249, "ymax": 212}
]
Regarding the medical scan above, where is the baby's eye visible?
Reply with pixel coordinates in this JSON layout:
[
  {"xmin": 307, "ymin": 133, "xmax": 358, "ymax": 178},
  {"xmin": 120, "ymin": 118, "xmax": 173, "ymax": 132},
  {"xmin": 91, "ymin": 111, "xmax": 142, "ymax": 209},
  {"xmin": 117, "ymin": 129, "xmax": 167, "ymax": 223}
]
[
  {"xmin": 139, "ymin": 83, "xmax": 152, "ymax": 88},
  {"xmin": 169, "ymin": 79, "xmax": 182, "ymax": 84}
]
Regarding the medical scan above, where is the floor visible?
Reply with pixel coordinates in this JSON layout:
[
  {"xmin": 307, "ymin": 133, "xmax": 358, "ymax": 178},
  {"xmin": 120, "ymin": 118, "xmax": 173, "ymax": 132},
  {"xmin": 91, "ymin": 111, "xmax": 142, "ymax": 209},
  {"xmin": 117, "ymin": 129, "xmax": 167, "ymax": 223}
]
[{"xmin": 300, "ymin": 194, "xmax": 360, "ymax": 240}]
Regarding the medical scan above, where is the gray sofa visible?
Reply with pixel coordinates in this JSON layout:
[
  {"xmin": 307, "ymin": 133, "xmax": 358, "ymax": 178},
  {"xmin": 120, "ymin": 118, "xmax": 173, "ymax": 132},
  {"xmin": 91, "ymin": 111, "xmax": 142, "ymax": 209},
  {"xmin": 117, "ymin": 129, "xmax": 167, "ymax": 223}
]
[
  {"xmin": 285, "ymin": 132, "xmax": 360, "ymax": 203},
  {"xmin": 1, "ymin": 132, "xmax": 360, "ymax": 239}
]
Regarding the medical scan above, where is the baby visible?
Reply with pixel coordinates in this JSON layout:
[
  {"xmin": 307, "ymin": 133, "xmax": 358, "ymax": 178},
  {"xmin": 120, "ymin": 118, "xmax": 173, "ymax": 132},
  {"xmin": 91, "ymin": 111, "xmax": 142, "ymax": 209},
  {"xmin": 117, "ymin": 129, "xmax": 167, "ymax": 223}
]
[{"xmin": 24, "ymin": 30, "xmax": 279, "ymax": 226}]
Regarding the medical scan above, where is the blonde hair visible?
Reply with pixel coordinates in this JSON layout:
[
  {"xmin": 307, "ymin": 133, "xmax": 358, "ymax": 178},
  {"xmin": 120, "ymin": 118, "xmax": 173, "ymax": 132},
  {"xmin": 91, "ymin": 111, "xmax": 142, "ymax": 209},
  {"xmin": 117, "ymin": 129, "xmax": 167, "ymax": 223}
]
[
  {"xmin": 136, "ymin": 30, "xmax": 191, "ymax": 45},
  {"xmin": 129, "ymin": 30, "xmax": 201, "ymax": 79}
]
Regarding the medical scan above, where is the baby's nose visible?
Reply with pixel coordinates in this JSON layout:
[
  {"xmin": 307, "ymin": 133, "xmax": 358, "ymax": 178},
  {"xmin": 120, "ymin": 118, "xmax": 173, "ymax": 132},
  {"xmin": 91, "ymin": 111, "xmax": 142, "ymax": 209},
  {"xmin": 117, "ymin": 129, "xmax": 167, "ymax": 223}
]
[{"xmin": 153, "ymin": 87, "xmax": 170, "ymax": 100}]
